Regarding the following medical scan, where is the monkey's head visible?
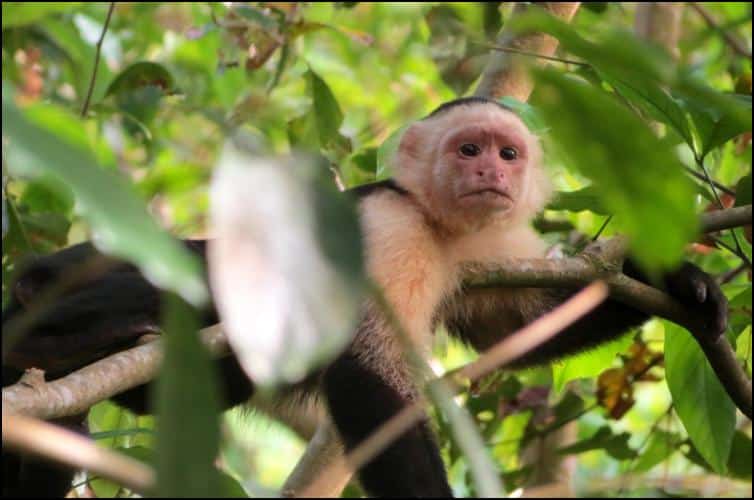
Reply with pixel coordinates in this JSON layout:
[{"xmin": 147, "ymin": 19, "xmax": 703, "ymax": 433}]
[{"xmin": 394, "ymin": 97, "xmax": 552, "ymax": 234}]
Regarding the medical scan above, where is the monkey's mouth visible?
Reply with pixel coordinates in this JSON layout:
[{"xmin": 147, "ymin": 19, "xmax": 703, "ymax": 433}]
[{"xmin": 461, "ymin": 188, "xmax": 512, "ymax": 201}]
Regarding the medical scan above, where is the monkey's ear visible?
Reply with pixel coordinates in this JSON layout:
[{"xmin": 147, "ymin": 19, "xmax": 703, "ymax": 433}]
[{"xmin": 397, "ymin": 122, "xmax": 425, "ymax": 161}]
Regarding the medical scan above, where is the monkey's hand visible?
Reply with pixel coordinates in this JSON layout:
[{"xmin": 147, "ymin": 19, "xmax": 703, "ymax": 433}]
[
  {"xmin": 621, "ymin": 257, "xmax": 728, "ymax": 340},
  {"xmin": 663, "ymin": 262, "xmax": 728, "ymax": 340}
]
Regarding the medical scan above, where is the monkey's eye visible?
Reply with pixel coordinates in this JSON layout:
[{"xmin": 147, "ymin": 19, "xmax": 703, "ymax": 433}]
[
  {"xmin": 500, "ymin": 147, "xmax": 518, "ymax": 161},
  {"xmin": 459, "ymin": 143, "xmax": 481, "ymax": 157}
]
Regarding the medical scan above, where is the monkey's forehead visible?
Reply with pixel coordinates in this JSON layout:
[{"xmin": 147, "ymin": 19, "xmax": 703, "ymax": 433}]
[{"xmin": 425, "ymin": 104, "xmax": 532, "ymax": 138}]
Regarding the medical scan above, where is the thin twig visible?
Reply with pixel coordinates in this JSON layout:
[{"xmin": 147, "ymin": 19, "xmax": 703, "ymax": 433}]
[
  {"xmin": 709, "ymin": 235, "xmax": 752, "ymax": 267},
  {"xmin": 80, "ymin": 2, "xmax": 116, "ymax": 118},
  {"xmin": 592, "ymin": 214, "xmax": 613, "ymax": 241},
  {"xmin": 718, "ymin": 263, "xmax": 748, "ymax": 284},
  {"xmin": 689, "ymin": 2, "xmax": 752, "ymax": 59},
  {"xmin": 684, "ymin": 165, "xmax": 736, "ymax": 197},
  {"xmin": 479, "ymin": 43, "xmax": 590, "ymax": 67}
]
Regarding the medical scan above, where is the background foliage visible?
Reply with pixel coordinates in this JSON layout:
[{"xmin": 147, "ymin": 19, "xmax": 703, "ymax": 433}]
[{"xmin": 2, "ymin": 2, "xmax": 751, "ymax": 497}]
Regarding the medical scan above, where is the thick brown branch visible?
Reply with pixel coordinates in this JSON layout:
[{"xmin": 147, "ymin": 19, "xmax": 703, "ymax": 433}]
[
  {"xmin": 2, "ymin": 325, "xmax": 227, "ymax": 419},
  {"xmin": 700, "ymin": 204, "xmax": 752, "ymax": 233}
]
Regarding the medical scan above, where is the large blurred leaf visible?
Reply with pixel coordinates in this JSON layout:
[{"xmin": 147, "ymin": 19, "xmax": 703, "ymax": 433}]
[
  {"xmin": 2, "ymin": 87, "xmax": 208, "ymax": 305},
  {"xmin": 155, "ymin": 294, "xmax": 221, "ymax": 497},
  {"xmin": 663, "ymin": 322, "xmax": 735, "ymax": 473},
  {"xmin": 510, "ymin": 13, "xmax": 672, "ymax": 84},
  {"xmin": 534, "ymin": 70, "xmax": 697, "ymax": 271},
  {"xmin": 511, "ymin": 12, "xmax": 752, "ymax": 159},
  {"xmin": 208, "ymin": 141, "xmax": 365, "ymax": 386},
  {"xmin": 1, "ymin": 2, "xmax": 81, "ymax": 28}
]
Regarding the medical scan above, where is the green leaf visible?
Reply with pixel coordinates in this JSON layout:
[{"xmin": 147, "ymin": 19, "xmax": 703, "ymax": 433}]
[
  {"xmin": 376, "ymin": 125, "xmax": 409, "ymax": 180},
  {"xmin": 727, "ymin": 431, "xmax": 752, "ymax": 480},
  {"xmin": 498, "ymin": 97, "xmax": 549, "ymax": 136},
  {"xmin": 663, "ymin": 321, "xmax": 735, "ymax": 473},
  {"xmin": 2, "ymin": 86, "xmax": 208, "ymax": 305},
  {"xmin": 735, "ymin": 173, "xmax": 752, "ymax": 206},
  {"xmin": 342, "ymin": 147, "xmax": 378, "ymax": 187},
  {"xmin": 551, "ymin": 333, "xmax": 632, "ymax": 393},
  {"xmin": 736, "ymin": 326, "xmax": 751, "ymax": 378},
  {"xmin": 534, "ymin": 69, "xmax": 697, "ymax": 272},
  {"xmin": 557, "ymin": 427, "xmax": 636, "ymax": 460},
  {"xmin": 684, "ymin": 430, "xmax": 753, "ymax": 481},
  {"xmin": 20, "ymin": 178, "xmax": 74, "ymax": 215},
  {"xmin": 234, "ymin": 5, "xmax": 279, "ymax": 31},
  {"xmin": 605, "ymin": 77, "xmax": 695, "ymax": 150},
  {"xmin": 155, "ymin": 293, "xmax": 221, "ymax": 497},
  {"xmin": 509, "ymin": 11, "xmax": 752, "ymax": 158},
  {"xmin": 632, "ymin": 430, "xmax": 682, "ymax": 472},
  {"xmin": 728, "ymin": 286, "xmax": 752, "ymax": 337},
  {"xmin": 676, "ymin": 88, "xmax": 752, "ymax": 159},
  {"xmin": 2, "ymin": 2, "xmax": 81, "ymax": 28},
  {"xmin": 548, "ymin": 186, "xmax": 609, "ymax": 215},
  {"xmin": 552, "ymin": 391, "xmax": 585, "ymax": 424},
  {"xmin": 105, "ymin": 62, "xmax": 176, "ymax": 97},
  {"xmin": 510, "ymin": 13, "xmax": 673, "ymax": 85},
  {"xmin": 305, "ymin": 68, "xmax": 345, "ymax": 149}
]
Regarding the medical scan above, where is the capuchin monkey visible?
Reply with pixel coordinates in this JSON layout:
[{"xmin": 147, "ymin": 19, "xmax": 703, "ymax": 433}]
[{"xmin": 2, "ymin": 97, "xmax": 727, "ymax": 497}]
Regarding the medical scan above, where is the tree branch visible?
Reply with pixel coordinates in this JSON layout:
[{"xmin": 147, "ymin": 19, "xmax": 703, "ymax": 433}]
[
  {"xmin": 701, "ymin": 204, "xmax": 752, "ymax": 233},
  {"xmin": 281, "ymin": 419, "xmax": 353, "ymax": 498},
  {"xmin": 474, "ymin": 2, "xmax": 581, "ymax": 101},
  {"xmin": 462, "ymin": 234, "xmax": 752, "ymax": 420},
  {"xmin": 2, "ymin": 412, "xmax": 154, "ymax": 494}
]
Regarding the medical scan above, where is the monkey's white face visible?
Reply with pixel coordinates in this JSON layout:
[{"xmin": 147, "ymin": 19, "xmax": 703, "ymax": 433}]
[
  {"xmin": 439, "ymin": 120, "xmax": 529, "ymax": 216},
  {"xmin": 395, "ymin": 103, "xmax": 550, "ymax": 235}
]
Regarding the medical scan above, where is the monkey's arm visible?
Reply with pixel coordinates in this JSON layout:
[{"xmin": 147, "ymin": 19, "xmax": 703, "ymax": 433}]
[
  {"xmin": 2, "ymin": 240, "xmax": 254, "ymax": 414},
  {"xmin": 445, "ymin": 259, "xmax": 728, "ymax": 367}
]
